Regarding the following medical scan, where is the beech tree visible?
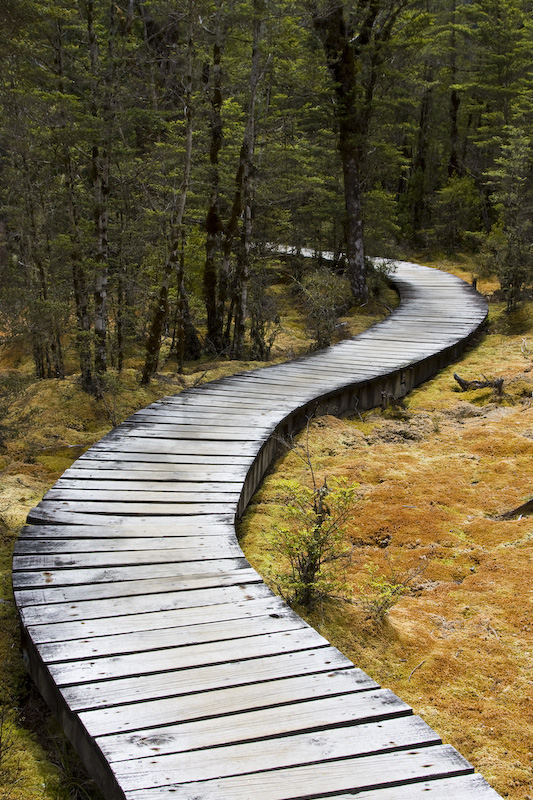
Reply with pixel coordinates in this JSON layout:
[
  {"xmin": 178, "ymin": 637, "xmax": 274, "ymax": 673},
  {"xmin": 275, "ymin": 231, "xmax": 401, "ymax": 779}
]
[{"xmin": 309, "ymin": 0, "xmax": 425, "ymax": 301}]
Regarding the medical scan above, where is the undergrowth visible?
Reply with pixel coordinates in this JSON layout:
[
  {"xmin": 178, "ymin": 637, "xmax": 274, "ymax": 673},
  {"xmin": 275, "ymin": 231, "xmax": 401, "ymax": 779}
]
[
  {"xmin": 0, "ymin": 260, "xmax": 390, "ymax": 799},
  {"xmin": 240, "ymin": 287, "xmax": 533, "ymax": 800}
]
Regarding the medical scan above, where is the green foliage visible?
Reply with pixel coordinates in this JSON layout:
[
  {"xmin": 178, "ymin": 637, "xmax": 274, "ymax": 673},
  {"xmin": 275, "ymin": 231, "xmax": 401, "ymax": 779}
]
[
  {"xmin": 430, "ymin": 175, "xmax": 484, "ymax": 251},
  {"xmin": 266, "ymin": 475, "xmax": 358, "ymax": 609},
  {"xmin": 359, "ymin": 563, "xmax": 409, "ymax": 622},
  {"xmin": 247, "ymin": 269, "xmax": 281, "ymax": 361},
  {"xmin": 300, "ymin": 268, "xmax": 352, "ymax": 349},
  {"xmin": 366, "ymin": 257, "xmax": 398, "ymax": 304},
  {"xmin": 480, "ymin": 126, "xmax": 533, "ymax": 308},
  {"xmin": 363, "ymin": 186, "xmax": 401, "ymax": 258},
  {"xmin": 359, "ymin": 550, "xmax": 430, "ymax": 623}
]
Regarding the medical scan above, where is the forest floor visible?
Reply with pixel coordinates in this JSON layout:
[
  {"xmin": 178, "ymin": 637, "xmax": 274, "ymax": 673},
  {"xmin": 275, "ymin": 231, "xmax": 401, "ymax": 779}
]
[
  {"xmin": 0, "ymin": 259, "xmax": 389, "ymax": 800},
  {"xmin": 1, "ymin": 255, "xmax": 531, "ymax": 798},
  {"xmin": 240, "ymin": 260, "xmax": 533, "ymax": 800}
]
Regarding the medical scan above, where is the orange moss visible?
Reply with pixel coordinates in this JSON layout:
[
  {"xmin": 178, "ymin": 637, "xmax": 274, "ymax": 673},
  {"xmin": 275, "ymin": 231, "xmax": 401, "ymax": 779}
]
[{"xmin": 241, "ymin": 303, "xmax": 533, "ymax": 800}]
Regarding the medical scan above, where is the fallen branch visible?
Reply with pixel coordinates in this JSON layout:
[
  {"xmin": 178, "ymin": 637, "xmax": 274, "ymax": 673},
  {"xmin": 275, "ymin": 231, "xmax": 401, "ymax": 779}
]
[
  {"xmin": 498, "ymin": 498, "xmax": 533, "ymax": 520},
  {"xmin": 408, "ymin": 660, "xmax": 426, "ymax": 682},
  {"xmin": 454, "ymin": 373, "xmax": 504, "ymax": 394}
]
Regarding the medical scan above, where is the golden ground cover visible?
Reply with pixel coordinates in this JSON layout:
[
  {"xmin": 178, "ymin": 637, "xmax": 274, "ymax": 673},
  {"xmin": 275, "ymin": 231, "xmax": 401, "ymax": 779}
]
[
  {"xmin": 0, "ymin": 268, "xmax": 388, "ymax": 798},
  {"xmin": 240, "ymin": 292, "xmax": 533, "ymax": 800}
]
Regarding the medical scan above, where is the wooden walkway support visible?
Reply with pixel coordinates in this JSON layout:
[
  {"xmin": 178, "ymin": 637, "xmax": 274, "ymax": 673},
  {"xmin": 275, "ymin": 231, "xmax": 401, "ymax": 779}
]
[{"xmin": 14, "ymin": 260, "xmax": 502, "ymax": 799}]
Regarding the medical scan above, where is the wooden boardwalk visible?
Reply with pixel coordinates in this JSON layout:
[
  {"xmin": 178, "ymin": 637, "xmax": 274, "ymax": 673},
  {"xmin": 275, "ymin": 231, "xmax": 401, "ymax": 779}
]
[{"xmin": 14, "ymin": 261, "xmax": 502, "ymax": 799}]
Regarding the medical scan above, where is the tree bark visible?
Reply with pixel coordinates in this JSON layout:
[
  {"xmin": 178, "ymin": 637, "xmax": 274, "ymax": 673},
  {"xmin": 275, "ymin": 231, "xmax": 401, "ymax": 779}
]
[
  {"xmin": 311, "ymin": 1, "xmax": 411, "ymax": 302},
  {"xmin": 203, "ymin": 6, "xmax": 225, "ymax": 353},
  {"xmin": 141, "ymin": 2, "xmax": 197, "ymax": 384},
  {"xmin": 87, "ymin": 0, "xmax": 115, "ymax": 382}
]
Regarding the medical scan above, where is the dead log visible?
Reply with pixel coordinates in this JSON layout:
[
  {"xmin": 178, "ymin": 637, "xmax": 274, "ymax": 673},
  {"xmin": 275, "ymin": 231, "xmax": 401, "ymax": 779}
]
[
  {"xmin": 453, "ymin": 373, "xmax": 504, "ymax": 394},
  {"xmin": 498, "ymin": 498, "xmax": 533, "ymax": 520}
]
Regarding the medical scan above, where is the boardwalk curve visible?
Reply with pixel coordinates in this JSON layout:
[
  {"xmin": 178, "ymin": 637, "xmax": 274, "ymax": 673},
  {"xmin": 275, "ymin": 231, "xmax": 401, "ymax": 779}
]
[{"xmin": 14, "ymin": 260, "xmax": 502, "ymax": 799}]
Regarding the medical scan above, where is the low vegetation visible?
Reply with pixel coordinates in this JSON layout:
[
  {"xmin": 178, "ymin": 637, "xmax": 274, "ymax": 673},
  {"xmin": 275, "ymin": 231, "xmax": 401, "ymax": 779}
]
[
  {"xmin": 0, "ymin": 258, "xmax": 388, "ymax": 799},
  {"xmin": 1, "ymin": 256, "xmax": 531, "ymax": 798},
  {"xmin": 240, "ymin": 265, "xmax": 533, "ymax": 800}
]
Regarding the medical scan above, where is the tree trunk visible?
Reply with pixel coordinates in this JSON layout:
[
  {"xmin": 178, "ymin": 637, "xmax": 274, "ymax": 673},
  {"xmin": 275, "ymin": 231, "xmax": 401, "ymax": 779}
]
[
  {"xmin": 311, "ymin": 1, "xmax": 409, "ymax": 302},
  {"xmin": 203, "ymin": 9, "xmax": 224, "ymax": 353},
  {"xmin": 448, "ymin": 1, "xmax": 461, "ymax": 177},
  {"xmin": 141, "ymin": 4, "xmax": 196, "ymax": 385},
  {"xmin": 54, "ymin": 17, "xmax": 93, "ymax": 391},
  {"xmin": 311, "ymin": 3, "xmax": 372, "ymax": 302},
  {"xmin": 87, "ymin": 0, "xmax": 115, "ymax": 382}
]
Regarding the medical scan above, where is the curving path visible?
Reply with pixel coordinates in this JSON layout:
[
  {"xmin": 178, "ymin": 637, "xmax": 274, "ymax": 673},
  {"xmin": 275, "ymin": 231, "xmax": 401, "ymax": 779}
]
[{"xmin": 14, "ymin": 261, "xmax": 502, "ymax": 799}]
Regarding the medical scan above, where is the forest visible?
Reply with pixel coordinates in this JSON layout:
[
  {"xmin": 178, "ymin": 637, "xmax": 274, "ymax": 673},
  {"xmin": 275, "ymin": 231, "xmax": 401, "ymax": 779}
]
[
  {"xmin": 1, "ymin": 2, "xmax": 533, "ymax": 799},
  {"xmin": 1, "ymin": 0, "xmax": 533, "ymax": 385}
]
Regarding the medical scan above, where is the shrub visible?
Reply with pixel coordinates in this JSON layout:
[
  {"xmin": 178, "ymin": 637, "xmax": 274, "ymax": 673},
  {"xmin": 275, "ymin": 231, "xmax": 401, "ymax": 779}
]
[{"xmin": 266, "ymin": 474, "xmax": 358, "ymax": 609}]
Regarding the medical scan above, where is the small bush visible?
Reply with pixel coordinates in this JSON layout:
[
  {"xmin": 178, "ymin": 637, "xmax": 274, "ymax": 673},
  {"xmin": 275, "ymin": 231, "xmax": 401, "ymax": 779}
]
[
  {"xmin": 265, "ymin": 474, "xmax": 358, "ymax": 609},
  {"xmin": 300, "ymin": 268, "xmax": 352, "ymax": 349},
  {"xmin": 359, "ymin": 550, "xmax": 430, "ymax": 622}
]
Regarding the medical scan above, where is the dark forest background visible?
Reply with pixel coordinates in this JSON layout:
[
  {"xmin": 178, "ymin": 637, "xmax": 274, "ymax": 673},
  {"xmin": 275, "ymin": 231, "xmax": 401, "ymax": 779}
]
[{"xmin": 1, "ymin": 0, "xmax": 532, "ymax": 391}]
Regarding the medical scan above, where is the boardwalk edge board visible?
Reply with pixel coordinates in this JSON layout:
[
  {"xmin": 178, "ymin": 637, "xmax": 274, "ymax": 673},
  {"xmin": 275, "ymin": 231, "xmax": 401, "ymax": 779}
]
[{"xmin": 14, "ymin": 260, "xmax": 502, "ymax": 799}]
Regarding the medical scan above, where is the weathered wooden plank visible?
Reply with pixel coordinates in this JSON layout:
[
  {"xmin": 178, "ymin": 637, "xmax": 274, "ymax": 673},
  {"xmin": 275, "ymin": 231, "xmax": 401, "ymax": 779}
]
[
  {"xmin": 67, "ymin": 648, "xmax": 355, "ymax": 715},
  {"xmin": 31, "ymin": 500, "xmax": 237, "ymax": 516},
  {"xmin": 26, "ymin": 507, "xmax": 234, "ymax": 528},
  {"xmin": 14, "ymin": 567, "xmax": 262, "ymax": 604},
  {"xmin": 113, "ymin": 715, "xmax": 440, "ymax": 790},
  {"xmin": 77, "ymin": 450, "xmax": 253, "ymax": 464},
  {"xmin": 18, "ymin": 580, "xmax": 271, "ymax": 626},
  {"xmin": 53, "ymin": 479, "xmax": 240, "ymax": 491},
  {"xmin": 48, "ymin": 628, "xmax": 331, "ymax": 686},
  {"xmin": 107, "ymin": 689, "xmax": 412, "ymax": 769},
  {"xmin": 13, "ymin": 545, "xmax": 244, "ymax": 571},
  {"xmin": 61, "ymin": 465, "xmax": 246, "ymax": 481},
  {"xmin": 89, "ymin": 438, "xmax": 261, "ymax": 456},
  {"xmin": 93, "ymin": 669, "xmax": 377, "ymax": 748},
  {"xmin": 14, "ymin": 567, "xmax": 260, "ymax": 603},
  {"xmin": 14, "ymin": 534, "xmax": 237, "ymax": 553},
  {"xmin": 43, "ymin": 488, "xmax": 240, "ymax": 503},
  {"xmin": 115, "ymin": 424, "xmax": 265, "ymax": 441},
  {"xmin": 26, "ymin": 595, "xmax": 289, "ymax": 644},
  {"xmin": 328, "ymin": 774, "xmax": 502, "ymax": 799},
  {"xmin": 38, "ymin": 610, "xmax": 309, "ymax": 662},
  {"xmin": 17, "ymin": 523, "xmax": 236, "ymax": 540},
  {"xmin": 124, "ymin": 744, "xmax": 473, "ymax": 800}
]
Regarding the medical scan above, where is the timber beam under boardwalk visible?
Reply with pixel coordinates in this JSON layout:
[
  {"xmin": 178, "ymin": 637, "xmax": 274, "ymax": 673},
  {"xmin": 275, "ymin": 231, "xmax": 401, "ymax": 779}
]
[{"xmin": 14, "ymin": 260, "xmax": 502, "ymax": 799}]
